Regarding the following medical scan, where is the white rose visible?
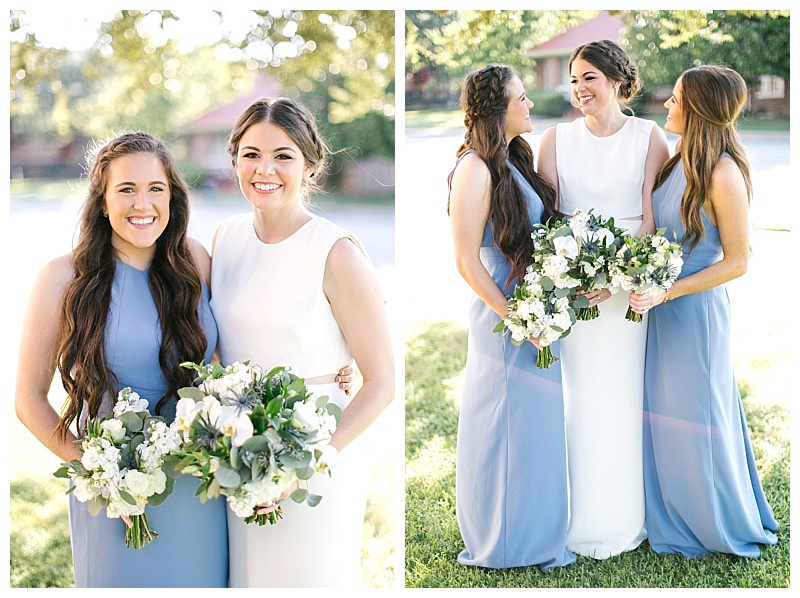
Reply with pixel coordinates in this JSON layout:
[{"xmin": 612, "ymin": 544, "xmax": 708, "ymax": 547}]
[
  {"xmin": 123, "ymin": 470, "xmax": 151, "ymax": 496},
  {"xmin": 101, "ymin": 418, "xmax": 126, "ymax": 443}
]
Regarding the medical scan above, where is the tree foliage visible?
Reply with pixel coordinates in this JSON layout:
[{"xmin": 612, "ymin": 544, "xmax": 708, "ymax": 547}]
[
  {"xmin": 621, "ymin": 10, "xmax": 790, "ymax": 88},
  {"xmin": 10, "ymin": 9, "xmax": 394, "ymax": 153},
  {"xmin": 406, "ymin": 10, "xmax": 596, "ymax": 93}
]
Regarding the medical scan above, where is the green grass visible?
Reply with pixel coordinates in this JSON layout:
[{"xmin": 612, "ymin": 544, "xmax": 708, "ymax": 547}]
[
  {"xmin": 404, "ymin": 321, "xmax": 790, "ymax": 588},
  {"xmin": 8, "ymin": 438, "xmax": 396, "ymax": 588}
]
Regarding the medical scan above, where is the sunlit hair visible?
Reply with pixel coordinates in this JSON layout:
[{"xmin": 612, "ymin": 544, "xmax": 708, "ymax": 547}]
[
  {"xmin": 56, "ymin": 132, "xmax": 208, "ymax": 440},
  {"xmin": 569, "ymin": 39, "xmax": 641, "ymax": 112},
  {"xmin": 655, "ymin": 65, "xmax": 752, "ymax": 250},
  {"xmin": 226, "ymin": 97, "xmax": 330, "ymax": 201},
  {"xmin": 447, "ymin": 64, "xmax": 560, "ymax": 287}
]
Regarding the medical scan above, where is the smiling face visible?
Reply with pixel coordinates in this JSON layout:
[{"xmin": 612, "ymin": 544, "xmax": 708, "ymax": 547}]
[
  {"xmin": 104, "ymin": 152, "xmax": 170, "ymax": 267},
  {"xmin": 664, "ymin": 76, "xmax": 685, "ymax": 135},
  {"xmin": 570, "ymin": 56, "xmax": 619, "ymax": 116},
  {"xmin": 234, "ymin": 120, "xmax": 311, "ymax": 214},
  {"xmin": 504, "ymin": 75, "xmax": 534, "ymax": 141}
]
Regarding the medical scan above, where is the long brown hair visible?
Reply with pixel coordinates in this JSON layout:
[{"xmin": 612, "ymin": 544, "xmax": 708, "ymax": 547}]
[
  {"xmin": 655, "ymin": 65, "xmax": 751, "ymax": 250},
  {"xmin": 447, "ymin": 64, "xmax": 559, "ymax": 286},
  {"xmin": 56, "ymin": 132, "xmax": 208, "ymax": 439}
]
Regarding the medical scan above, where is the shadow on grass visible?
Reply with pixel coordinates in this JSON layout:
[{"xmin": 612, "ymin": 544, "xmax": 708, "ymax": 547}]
[{"xmin": 404, "ymin": 320, "xmax": 790, "ymax": 588}]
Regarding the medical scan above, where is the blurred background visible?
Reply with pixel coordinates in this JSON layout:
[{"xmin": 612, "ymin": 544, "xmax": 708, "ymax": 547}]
[
  {"xmin": 8, "ymin": 8, "xmax": 400, "ymax": 589},
  {"xmin": 401, "ymin": 9, "xmax": 791, "ymax": 588}
]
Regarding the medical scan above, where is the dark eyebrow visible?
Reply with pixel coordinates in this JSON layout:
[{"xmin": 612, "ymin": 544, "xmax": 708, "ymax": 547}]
[
  {"xmin": 114, "ymin": 180, "xmax": 167, "ymax": 187},
  {"xmin": 239, "ymin": 145, "xmax": 297, "ymax": 153}
]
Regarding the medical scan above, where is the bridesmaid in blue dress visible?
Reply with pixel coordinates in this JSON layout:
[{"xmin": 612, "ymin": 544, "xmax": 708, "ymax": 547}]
[
  {"xmin": 15, "ymin": 132, "xmax": 228, "ymax": 586},
  {"xmin": 629, "ymin": 66, "xmax": 778, "ymax": 558},
  {"xmin": 448, "ymin": 64, "xmax": 574, "ymax": 571}
]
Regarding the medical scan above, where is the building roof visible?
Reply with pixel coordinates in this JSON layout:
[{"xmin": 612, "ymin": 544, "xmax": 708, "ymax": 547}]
[
  {"xmin": 526, "ymin": 11, "xmax": 625, "ymax": 59},
  {"xmin": 179, "ymin": 77, "xmax": 282, "ymax": 134}
]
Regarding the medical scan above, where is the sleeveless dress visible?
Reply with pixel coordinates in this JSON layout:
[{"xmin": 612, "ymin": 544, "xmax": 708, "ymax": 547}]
[
  {"xmin": 554, "ymin": 116, "xmax": 653, "ymax": 558},
  {"xmin": 69, "ymin": 259, "xmax": 228, "ymax": 587},
  {"xmin": 454, "ymin": 152, "xmax": 575, "ymax": 572},
  {"xmin": 211, "ymin": 214, "xmax": 368, "ymax": 588},
  {"xmin": 643, "ymin": 159, "xmax": 779, "ymax": 557}
]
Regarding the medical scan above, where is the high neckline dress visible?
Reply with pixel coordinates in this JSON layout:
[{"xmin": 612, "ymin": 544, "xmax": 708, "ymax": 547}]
[
  {"xmin": 454, "ymin": 152, "xmax": 575, "ymax": 571},
  {"xmin": 554, "ymin": 116, "xmax": 653, "ymax": 558},
  {"xmin": 69, "ymin": 259, "xmax": 228, "ymax": 587},
  {"xmin": 642, "ymin": 159, "xmax": 779, "ymax": 557},
  {"xmin": 211, "ymin": 214, "xmax": 369, "ymax": 587}
]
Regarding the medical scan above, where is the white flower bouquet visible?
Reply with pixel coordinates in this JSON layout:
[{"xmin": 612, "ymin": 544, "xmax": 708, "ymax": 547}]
[
  {"xmin": 53, "ymin": 387, "xmax": 179, "ymax": 549},
  {"xmin": 166, "ymin": 361, "xmax": 340, "ymax": 526},
  {"xmin": 560, "ymin": 209, "xmax": 627, "ymax": 320},
  {"xmin": 493, "ymin": 217, "xmax": 583, "ymax": 369},
  {"xmin": 611, "ymin": 227, "xmax": 684, "ymax": 323}
]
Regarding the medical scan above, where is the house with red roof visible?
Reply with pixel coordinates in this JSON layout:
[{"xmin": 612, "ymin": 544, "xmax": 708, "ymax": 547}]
[{"xmin": 525, "ymin": 11, "xmax": 624, "ymax": 96}]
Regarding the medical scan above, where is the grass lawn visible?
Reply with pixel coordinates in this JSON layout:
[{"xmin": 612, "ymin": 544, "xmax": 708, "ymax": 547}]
[{"xmin": 404, "ymin": 319, "xmax": 790, "ymax": 588}]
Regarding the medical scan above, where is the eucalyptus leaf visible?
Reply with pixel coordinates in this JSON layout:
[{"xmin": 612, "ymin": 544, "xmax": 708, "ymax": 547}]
[
  {"xmin": 241, "ymin": 435, "xmax": 269, "ymax": 453},
  {"xmin": 290, "ymin": 488, "xmax": 307, "ymax": 503},
  {"xmin": 86, "ymin": 496, "xmax": 104, "ymax": 517},
  {"xmin": 326, "ymin": 403, "xmax": 342, "ymax": 423},
  {"xmin": 118, "ymin": 411, "xmax": 144, "ymax": 432},
  {"xmin": 118, "ymin": 489, "xmax": 137, "ymax": 506},
  {"xmin": 294, "ymin": 465, "xmax": 315, "ymax": 480},
  {"xmin": 305, "ymin": 493, "xmax": 323, "ymax": 508},
  {"xmin": 178, "ymin": 387, "xmax": 205, "ymax": 401},
  {"xmin": 148, "ymin": 476, "xmax": 175, "ymax": 506},
  {"xmin": 214, "ymin": 466, "xmax": 241, "ymax": 488},
  {"xmin": 492, "ymin": 320, "xmax": 505, "ymax": 333},
  {"xmin": 279, "ymin": 451, "xmax": 312, "ymax": 469}
]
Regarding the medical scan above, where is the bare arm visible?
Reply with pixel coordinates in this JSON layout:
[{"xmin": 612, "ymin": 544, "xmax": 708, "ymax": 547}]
[
  {"xmin": 636, "ymin": 124, "xmax": 671, "ymax": 236},
  {"xmin": 15, "ymin": 255, "xmax": 82, "ymax": 463},
  {"xmin": 449, "ymin": 152, "xmax": 511, "ymax": 317},
  {"xmin": 322, "ymin": 238, "xmax": 394, "ymax": 452},
  {"xmin": 536, "ymin": 127, "xmax": 559, "ymax": 207},
  {"xmin": 629, "ymin": 156, "xmax": 750, "ymax": 311}
]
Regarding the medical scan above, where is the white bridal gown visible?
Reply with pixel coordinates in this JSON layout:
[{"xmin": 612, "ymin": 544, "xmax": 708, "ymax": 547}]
[
  {"xmin": 211, "ymin": 213, "xmax": 368, "ymax": 587},
  {"xmin": 554, "ymin": 116, "xmax": 654, "ymax": 558}
]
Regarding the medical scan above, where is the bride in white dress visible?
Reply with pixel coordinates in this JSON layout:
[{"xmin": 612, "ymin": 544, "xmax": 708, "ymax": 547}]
[
  {"xmin": 538, "ymin": 40, "xmax": 669, "ymax": 559},
  {"xmin": 210, "ymin": 97, "xmax": 395, "ymax": 587}
]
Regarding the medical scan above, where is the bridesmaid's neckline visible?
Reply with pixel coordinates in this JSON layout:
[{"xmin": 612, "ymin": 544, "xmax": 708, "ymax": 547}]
[{"xmin": 116, "ymin": 258, "xmax": 150, "ymax": 273}]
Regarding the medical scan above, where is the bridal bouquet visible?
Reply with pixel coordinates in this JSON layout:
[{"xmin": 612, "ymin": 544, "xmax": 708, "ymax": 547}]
[
  {"xmin": 610, "ymin": 228, "xmax": 684, "ymax": 323},
  {"xmin": 560, "ymin": 209, "xmax": 627, "ymax": 320},
  {"xmin": 54, "ymin": 387, "xmax": 178, "ymax": 549},
  {"xmin": 167, "ymin": 361, "xmax": 341, "ymax": 526},
  {"xmin": 494, "ymin": 265, "xmax": 577, "ymax": 369}
]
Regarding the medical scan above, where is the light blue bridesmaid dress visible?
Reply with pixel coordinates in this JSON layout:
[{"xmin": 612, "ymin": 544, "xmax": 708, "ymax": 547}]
[
  {"xmin": 455, "ymin": 154, "xmax": 575, "ymax": 571},
  {"xmin": 643, "ymin": 159, "xmax": 779, "ymax": 558},
  {"xmin": 68, "ymin": 260, "xmax": 229, "ymax": 587}
]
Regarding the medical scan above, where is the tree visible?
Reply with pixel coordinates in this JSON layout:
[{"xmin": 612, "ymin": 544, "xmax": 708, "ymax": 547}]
[
  {"xmin": 405, "ymin": 10, "xmax": 602, "ymax": 107},
  {"xmin": 10, "ymin": 9, "xmax": 394, "ymax": 148},
  {"xmin": 621, "ymin": 10, "xmax": 790, "ymax": 114}
]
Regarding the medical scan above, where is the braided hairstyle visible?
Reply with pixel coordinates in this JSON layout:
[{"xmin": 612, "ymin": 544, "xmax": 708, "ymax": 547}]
[
  {"xmin": 569, "ymin": 39, "xmax": 641, "ymax": 112},
  {"xmin": 447, "ymin": 64, "xmax": 559, "ymax": 288},
  {"xmin": 655, "ymin": 65, "xmax": 752, "ymax": 251}
]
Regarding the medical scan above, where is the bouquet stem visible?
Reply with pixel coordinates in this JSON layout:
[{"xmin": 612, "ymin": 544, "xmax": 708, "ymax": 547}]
[
  {"xmin": 536, "ymin": 345, "xmax": 558, "ymax": 369},
  {"xmin": 125, "ymin": 513, "xmax": 158, "ymax": 550},
  {"xmin": 244, "ymin": 504, "xmax": 284, "ymax": 526},
  {"xmin": 625, "ymin": 305, "xmax": 644, "ymax": 323},
  {"xmin": 576, "ymin": 305, "xmax": 600, "ymax": 321}
]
